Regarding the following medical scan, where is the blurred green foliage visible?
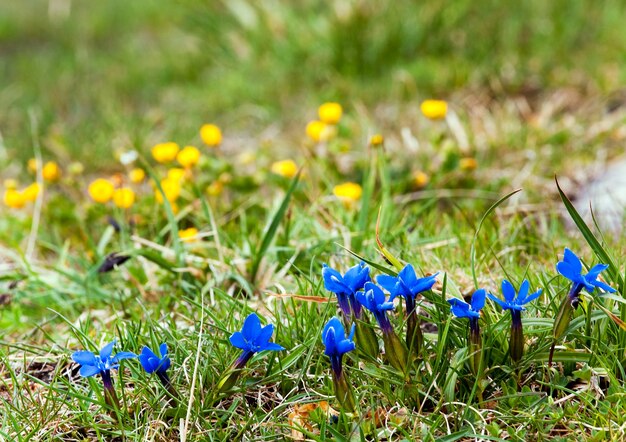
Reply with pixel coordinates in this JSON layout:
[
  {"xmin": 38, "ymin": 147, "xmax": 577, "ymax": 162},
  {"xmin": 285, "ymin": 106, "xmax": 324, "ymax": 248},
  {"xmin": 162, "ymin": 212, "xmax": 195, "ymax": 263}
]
[{"xmin": 1, "ymin": 0, "xmax": 626, "ymax": 164}]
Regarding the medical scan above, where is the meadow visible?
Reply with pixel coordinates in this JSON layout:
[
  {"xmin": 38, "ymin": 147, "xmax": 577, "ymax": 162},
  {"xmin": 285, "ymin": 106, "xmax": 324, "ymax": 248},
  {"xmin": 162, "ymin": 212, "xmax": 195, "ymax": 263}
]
[{"xmin": 2, "ymin": 1, "xmax": 626, "ymax": 441}]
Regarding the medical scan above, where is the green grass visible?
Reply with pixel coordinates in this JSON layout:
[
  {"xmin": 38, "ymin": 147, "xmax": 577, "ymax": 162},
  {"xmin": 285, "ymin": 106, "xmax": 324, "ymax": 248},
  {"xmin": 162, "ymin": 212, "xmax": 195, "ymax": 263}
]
[{"xmin": 2, "ymin": 0, "xmax": 626, "ymax": 440}]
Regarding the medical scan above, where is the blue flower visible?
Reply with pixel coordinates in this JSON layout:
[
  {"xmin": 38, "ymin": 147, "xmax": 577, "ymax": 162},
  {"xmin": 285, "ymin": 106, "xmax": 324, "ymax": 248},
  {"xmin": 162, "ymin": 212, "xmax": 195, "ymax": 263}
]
[
  {"xmin": 557, "ymin": 248, "xmax": 616, "ymax": 294},
  {"xmin": 323, "ymin": 262, "xmax": 370, "ymax": 318},
  {"xmin": 356, "ymin": 282, "xmax": 395, "ymax": 333},
  {"xmin": 322, "ymin": 317, "xmax": 355, "ymax": 375},
  {"xmin": 377, "ymin": 264, "xmax": 438, "ymax": 303},
  {"xmin": 230, "ymin": 313, "xmax": 284, "ymax": 368},
  {"xmin": 72, "ymin": 341, "xmax": 136, "ymax": 378},
  {"xmin": 447, "ymin": 289, "xmax": 487, "ymax": 319},
  {"xmin": 488, "ymin": 280, "xmax": 542, "ymax": 311},
  {"xmin": 139, "ymin": 343, "xmax": 171, "ymax": 375}
]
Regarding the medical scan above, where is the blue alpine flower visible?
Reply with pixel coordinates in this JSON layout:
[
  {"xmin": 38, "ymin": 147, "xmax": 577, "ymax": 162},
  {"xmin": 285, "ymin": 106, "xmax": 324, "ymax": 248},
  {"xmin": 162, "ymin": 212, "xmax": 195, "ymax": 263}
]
[
  {"xmin": 489, "ymin": 280, "xmax": 541, "ymax": 362},
  {"xmin": 229, "ymin": 313, "xmax": 284, "ymax": 368},
  {"xmin": 377, "ymin": 264, "xmax": 438, "ymax": 354},
  {"xmin": 447, "ymin": 289, "xmax": 487, "ymax": 374},
  {"xmin": 356, "ymin": 282, "xmax": 395, "ymax": 334},
  {"xmin": 557, "ymin": 248, "xmax": 615, "ymax": 297},
  {"xmin": 323, "ymin": 262, "xmax": 370, "ymax": 318},
  {"xmin": 488, "ymin": 280, "xmax": 542, "ymax": 311},
  {"xmin": 71, "ymin": 340, "xmax": 136, "ymax": 408},
  {"xmin": 139, "ymin": 343, "xmax": 171, "ymax": 375},
  {"xmin": 321, "ymin": 317, "xmax": 356, "ymax": 411},
  {"xmin": 322, "ymin": 317, "xmax": 356, "ymax": 376}
]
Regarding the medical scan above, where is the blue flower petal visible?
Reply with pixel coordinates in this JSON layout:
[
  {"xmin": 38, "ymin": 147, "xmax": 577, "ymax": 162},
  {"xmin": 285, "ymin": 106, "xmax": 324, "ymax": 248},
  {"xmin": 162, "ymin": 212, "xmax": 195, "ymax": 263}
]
[
  {"xmin": 159, "ymin": 343, "xmax": 168, "ymax": 358},
  {"xmin": 591, "ymin": 280, "xmax": 616, "ymax": 293},
  {"xmin": 521, "ymin": 288, "xmax": 542, "ymax": 305},
  {"xmin": 322, "ymin": 265, "xmax": 351, "ymax": 294},
  {"xmin": 556, "ymin": 261, "xmax": 583, "ymax": 283},
  {"xmin": 563, "ymin": 248, "xmax": 583, "ymax": 274},
  {"xmin": 412, "ymin": 274, "xmax": 438, "ymax": 295},
  {"xmin": 79, "ymin": 364, "xmax": 102, "ymax": 377},
  {"xmin": 343, "ymin": 262, "xmax": 371, "ymax": 293},
  {"xmin": 72, "ymin": 351, "xmax": 97, "ymax": 366},
  {"xmin": 112, "ymin": 351, "xmax": 137, "ymax": 363},
  {"xmin": 518, "ymin": 280, "xmax": 530, "ymax": 303},
  {"xmin": 487, "ymin": 293, "xmax": 509, "ymax": 310},
  {"xmin": 241, "ymin": 313, "xmax": 262, "ymax": 341},
  {"xmin": 253, "ymin": 323, "xmax": 275, "ymax": 349},
  {"xmin": 501, "ymin": 280, "xmax": 516, "ymax": 303},
  {"xmin": 229, "ymin": 331, "xmax": 248, "ymax": 350},
  {"xmin": 139, "ymin": 347, "xmax": 158, "ymax": 373},
  {"xmin": 398, "ymin": 264, "xmax": 419, "ymax": 290},
  {"xmin": 377, "ymin": 274, "xmax": 399, "ymax": 294},
  {"xmin": 99, "ymin": 341, "xmax": 115, "ymax": 361},
  {"xmin": 263, "ymin": 342, "xmax": 285, "ymax": 352},
  {"xmin": 471, "ymin": 289, "xmax": 486, "ymax": 312}
]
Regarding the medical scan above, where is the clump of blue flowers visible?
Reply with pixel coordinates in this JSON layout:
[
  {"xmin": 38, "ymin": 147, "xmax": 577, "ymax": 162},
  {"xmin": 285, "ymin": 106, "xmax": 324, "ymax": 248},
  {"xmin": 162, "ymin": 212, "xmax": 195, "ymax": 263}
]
[
  {"xmin": 378, "ymin": 264, "xmax": 438, "ymax": 355},
  {"xmin": 550, "ymin": 248, "xmax": 615, "ymax": 364},
  {"xmin": 489, "ymin": 280, "xmax": 542, "ymax": 362},
  {"xmin": 218, "ymin": 312, "xmax": 284, "ymax": 393},
  {"xmin": 448, "ymin": 289, "xmax": 487, "ymax": 374},
  {"xmin": 72, "ymin": 340, "xmax": 136, "ymax": 410},
  {"xmin": 322, "ymin": 317, "xmax": 356, "ymax": 411},
  {"xmin": 139, "ymin": 343, "xmax": 177, "ymax": 399},
  {"xmin": 323, "ymin": 262, "xmax": 379, "ymax": 358}
]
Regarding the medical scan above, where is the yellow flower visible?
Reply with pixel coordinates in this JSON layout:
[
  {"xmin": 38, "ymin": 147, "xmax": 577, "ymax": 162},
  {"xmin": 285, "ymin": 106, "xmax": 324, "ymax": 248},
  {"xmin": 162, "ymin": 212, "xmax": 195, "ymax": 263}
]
[
  {"xmin": 151, "ymin": 142, "xmax": 180, "ymax": 163},
  {"xmin": 318, "ymin": 102, "xmax": 343, "ymax": 125},
  {"xmin": 413, "ymin": 171, "xmax": 429, "ymax": 189},
  {"xmin": 177, "ymin": 145, "xmax": 201, "ymax": 168},
  {"xmin": 22, "ymin": 183, "xmax": 41, "ymax": 202},
  {"xmin": 113, "ymin": 187, "xmax": 135, "ymax": 209},
  {"xmin": 155, "ymin": 178, "xmax": 181, "ymax": 203},
  {"xmin": 369, "ymin": 134, "xmax": 384, "ymax": 147},
  {"xmin": 3, "ymin": 179, "xmax": 18, "ymax": 190},
  {"xmin": 420, "ymin": 100, "xmax": 448, "ymax": 120},
  {"xmin": 167, "ymin": 168, "xmax": 186, "ymax": 182},
  {"xmin": 42, "ymin": 161, "xmax": 61, "ymax": 181},
  {"xmin": 200, "ymin": 124, "xmax": 222, "ymax": 147},
  {"xmin": 306, "ymin": 120, "xmax": 327, "ymax": 142},
  {"xmin": 3, "ymin": 189, "xmax": 25, "ymax": 209},
  {"xmin": 270, "ymin": 159, "xmax": 298, "ymax": 179},
  {"xmin": 459, "ymin": 157, "xmax": 478, "ymax": 171},
  {"xmin": 333, "ymin": 182, "xmax": 362, "ymax": 203},
  {"xmin": 129, "ymin": 168, "xmax": 145, "ymax": 183},
  {"xmin": 206, "ymin": 181, "xmax": 223, "ymax": 196},
  {"xmin": 27, "ymin": 158, "xmax": 40, "ymax": 174},
  {"xmin": 179, "ymin": 227, "xmax": 199, "ymax": 243},
  {"xmin": 88, "ymin": 179, "xmax": 115, "ymax": 203}
]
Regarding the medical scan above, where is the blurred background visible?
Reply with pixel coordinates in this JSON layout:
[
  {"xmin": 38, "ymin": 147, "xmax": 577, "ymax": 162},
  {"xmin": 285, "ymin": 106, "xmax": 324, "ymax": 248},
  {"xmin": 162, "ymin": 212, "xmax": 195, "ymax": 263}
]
[{"xmin": 2, "ymin": 0, "xmax": 626, "ymax": 167}]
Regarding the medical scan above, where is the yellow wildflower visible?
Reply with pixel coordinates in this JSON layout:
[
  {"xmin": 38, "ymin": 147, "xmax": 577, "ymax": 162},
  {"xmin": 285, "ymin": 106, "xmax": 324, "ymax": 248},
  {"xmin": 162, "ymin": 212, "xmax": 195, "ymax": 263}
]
[
  {"xmin": 318, "ymin": 102, "xmax": 343, "ymax": 125},
  {"xmin": 3, "ymin": 189, "xmax": 25, "ymax": 209},
  {"xmin": 459, "ymin": 157, "xmax": 478, "ymax": 171},
  {"xmin": 167, "ymin": 168, "xmax": 186, "ymax": 182},
  {"xmin": 42, "ymin": 161, "xmax": 61, "ymax": 181},
  {"xmin": 22, "ymin": 183, "xmax": 41, "ymax": 202},
  {"xmin": 155, "ymin": 178, "xmax": 181, "ymax": 203},
  {"xmin": 177, "ymin": 145, "xmax": 201, "ymax": 168},
  {"xmin": 151, "ymin": 142, "xmax": 180, "ymax": 163},
  {"xmin": 27, "ymin": 158, "xmax": 40, "ymax": 174},
  {"xmin": 200, "ymin": 124, "xmax": 222, "ymax": 147},
  {"xmin": 179, "ymin": 227, "xmax": 199, "ymax": 243},
  {"xmin": 206, "ymin": 181, "xmax": 223, "ymax": 196},
  {"xmin": 270, "ymin": 159, "xmax": 298, "ymax": 179},
  {"xmin": 129, "ymin": 168, "xmax": 146, "ymax": 183},
  {"xmin": 3, "ymin": 179, "xmax": 18, "ymax": 190},
  {"xmin": 113, "ymin": 187, "xmax": 135, "ymax": 209},
  {"xmin": 413, "ymin": 171, "xmax": 429, "ymax": 189},
  {"xmin": 420, "ymin": 100, "xmax": 448, "ymax": 120},
  {"xmin": 333, "ymin": 182, "xmax": 362, "ymax": 204},
  {"xmin": 369, "ymin": 134, "xmax": 384, "ymax": 147},
  {"xmin": 306, "ymin": 120, "xmax": 327, "ymax": 142},
  {"xmin": 88, "ymin": 178, "xmax": 115, "ymax": 204}
]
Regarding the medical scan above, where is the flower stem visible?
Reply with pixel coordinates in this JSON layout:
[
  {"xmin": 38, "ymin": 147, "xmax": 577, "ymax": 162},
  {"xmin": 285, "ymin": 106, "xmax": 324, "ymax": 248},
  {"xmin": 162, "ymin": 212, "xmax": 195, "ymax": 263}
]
[
  {"xmin": 217, "ymin": 351, "xmax": 254, "ymax": 394},
  {"xmin": 509, "ymin": 310, "xmax": 524, "ymax": 362},
  {"xmin": 469, "ymin": 318, "xmax": 481, "ymax": 375},
  {"xmin": 382, "ymin": 329, "xmax": 409, "ymax": 378},
  {"xmin": 101, "ymin": 370, "xmax": 121, "ymax": 411},
  {"xmin": 405, "ymin": 298, "xmax": 423, "ymax": 357},
  {"xmin": 157, "ymin": 371, "xmax": 179, "ymax": 402},
  {"xmin": 355, "ymin": 316, "xmax": 379, "ymax": 359}
]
